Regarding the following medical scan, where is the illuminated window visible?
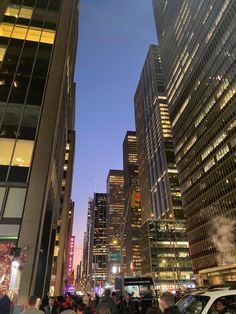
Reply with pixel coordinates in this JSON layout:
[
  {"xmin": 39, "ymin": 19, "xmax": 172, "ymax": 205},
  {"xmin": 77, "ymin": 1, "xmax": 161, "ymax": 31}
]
[
  {"xmin": 0, "ymin": 46, "xmax": 6, "ymax": 62},
  {"xmin": 41, "ymin": 29, "xmax": 55, "ymax": 44},
  {"xmin": 204, "ymin": 158, "xmax": 215, "ymax": 173},
  {"xmin": 12, "ymin": 26, "xmax": 27, "ymax": 40},
  {"xmin": 4, "ymin": 5, "xmax": 19, "ymax": 17},
  {"xmin": 0, "ymin": 138, "xmax": 15, "ymax": 165},
  {"xmin": 0, "ymin": 23, "xmax": 13, "ymax": 37},
  {"xmin": 12, "ymin": 140, "xmax": 34, "ymax": 167},
  {"xmin": 26, "ymin": 27, "xmax": 41, "ymax": 42},
  {"xmin": 216, "ymin": 145, "xmax": 229, "ymax": 161},
  {"xmin": 0, "ymin": 23, "xmax": 55, "ymax": 44},
  {"xmin": 3, "ymin": 187, "xmax": 26, "ymax": 218},
  {"xmin": 4, "ymin": 5, "xmax": 33, "ymax": 19},
  {"xmin": 19, "ymin": 7, "xmax": 33, "ymax": 19}
]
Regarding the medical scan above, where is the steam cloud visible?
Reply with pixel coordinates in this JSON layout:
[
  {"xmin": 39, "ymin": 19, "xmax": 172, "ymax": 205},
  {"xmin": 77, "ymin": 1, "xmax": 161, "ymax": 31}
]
[{"xmin": 212, "ymin": 216, "xmax": 236, "ymax": 265}]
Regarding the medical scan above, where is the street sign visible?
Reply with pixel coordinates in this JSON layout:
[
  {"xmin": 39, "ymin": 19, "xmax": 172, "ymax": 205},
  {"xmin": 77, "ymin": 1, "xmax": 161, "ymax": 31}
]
[{"xmin": 108, "ymin": 252, "xmax": 121, "ymax": 262}]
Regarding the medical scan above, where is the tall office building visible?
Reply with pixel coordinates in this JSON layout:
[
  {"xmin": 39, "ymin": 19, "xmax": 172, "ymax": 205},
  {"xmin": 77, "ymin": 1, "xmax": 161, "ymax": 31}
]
[
  {"xmin": 89, "ymin": 193, "xmax": 108, "ymax": 289},
  {"xmin": 122, "ymin": 132, "xmax": 142, "ymax": 275},
  {"xmin": 123, "ymin": 131, "xmax": 139, "ymax": 203},
  {"xmin": 141, "ymin": 219, "xmax": 193, "ymax": 289},
  {"xmin": 153, "ymin": 1, "xmax": 236, "ymax": 272},
  {"xmin": 134, "ymin": 45, "xmax": 184, "ymax": 222},
  {"xmin": 0, "ymin": 0, "xmax": 78, "ymax": 302},
  {"xmin": 82, "ymin": 198, "xmax": 93, "ymax": 290},
  {"xmin": 106, "ymin": 170, "xmax": 125, "ymax": 281}
]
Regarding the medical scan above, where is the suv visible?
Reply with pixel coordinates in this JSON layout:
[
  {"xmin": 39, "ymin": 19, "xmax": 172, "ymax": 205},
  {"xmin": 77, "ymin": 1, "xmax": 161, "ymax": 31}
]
[{"xmin": 177, "ymin": 287, "xmax": 236, "ymax": 314}]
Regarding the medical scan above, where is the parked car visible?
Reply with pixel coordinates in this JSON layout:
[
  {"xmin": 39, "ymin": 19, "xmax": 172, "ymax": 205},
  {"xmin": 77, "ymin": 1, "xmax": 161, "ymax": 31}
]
[{"xmin": 177, "ymin": 286, "xmax": 236, "ymax": 314}]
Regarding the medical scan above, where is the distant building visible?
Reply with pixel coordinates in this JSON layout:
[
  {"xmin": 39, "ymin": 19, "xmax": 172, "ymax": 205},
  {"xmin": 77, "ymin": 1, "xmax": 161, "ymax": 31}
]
[
  {"xmin": 82, "ymin": 198, "xmax": 93, "ymax": 289},
  {"xmin": 0, "ymin": 0, "xmax": 78, "ymax": 302},
  {"xmin": 153, "ymin": 0, "xmax": 236, "ymax": 272},
  {"xmin": 107, "ymin": 170, "xmax": 125, "ymax": 282},
  {"xmin": 89, "ymin": 193, "xmax": 108, "ymax": 288},
  {"xmin": 141, "ymin": 219, "xmax": 193, "ymax": 289},
  {"xmin": 121, "ymin": 132, "xmax": 142, "ymax": 276}
]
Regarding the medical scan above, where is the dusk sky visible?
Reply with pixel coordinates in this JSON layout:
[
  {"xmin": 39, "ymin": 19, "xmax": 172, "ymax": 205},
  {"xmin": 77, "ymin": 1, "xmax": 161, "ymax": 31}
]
[{"xmin": 72, "ymin": 0, "xmax": 157, "ymax": 264}]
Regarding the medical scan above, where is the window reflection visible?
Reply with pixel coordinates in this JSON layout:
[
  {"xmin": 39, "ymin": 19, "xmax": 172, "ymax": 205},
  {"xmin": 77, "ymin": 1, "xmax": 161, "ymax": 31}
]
[
  {"xmin": 0, "ymin": 104, "xmax": 23, "ymax": 138},
  {"xmin": 19, "ymin": 105, "xmax": 40, "ymax": 140},
  {"xmin": 3, "ymin": 187, "xmax": 26, "ymax": 218}
]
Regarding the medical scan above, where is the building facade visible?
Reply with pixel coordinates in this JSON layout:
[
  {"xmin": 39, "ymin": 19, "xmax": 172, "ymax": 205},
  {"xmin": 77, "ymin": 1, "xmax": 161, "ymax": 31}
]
[
  {"xmin": 141, "ymin": 219, "xmax": 193, "ymax": 289},
  {"xmin": 134, "ymin": 45, "xmax": 184, "ymax": 222},
  {"xmin": 153, "ymin": 0, "xmax": 236, "ymax": 272},
  {"xmin": 106, "ymin": 170, "xmax": 125, "ymax": 281},
  {"xmin": 122, "ymin": 132, "xmax": 142, "ymax": 275},
  {"xmin": 89, "ymin": 193, "xmax": 108, "ymax": 289},
  {"xmin": 82, "ymin": 198, "xmax": 93, "ymax": 291},
  {"xmin": 0, "ymin": 0, "xmax": 78, "ymax": 302}
]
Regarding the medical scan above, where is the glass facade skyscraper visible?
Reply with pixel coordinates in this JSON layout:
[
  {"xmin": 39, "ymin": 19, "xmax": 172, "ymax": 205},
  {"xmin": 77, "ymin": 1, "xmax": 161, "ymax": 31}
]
[
  {"xmin": 89, "ymin": 193, "xmax": 108, "ymax": 288},
  {"xmin": 141, "ymin": 219, "xmax": 193, "ymax": 289},
  {"xmin": 0, "ymin": 0, "xmax": 78, "ymax": 302},
  {"xmin": 107, "ymin": 169, "xmax": 125, "ymax": 282},
  {"xmin": 134, "ymin": 45, "xmax": 184, "ymax": 222},
  {"xmin": 122, "ymin": 131, "xmax": 142, "ymax": 275},
  {"xmin": 153, "ymin": 0, "xmax": 236, "ymax": 272}
]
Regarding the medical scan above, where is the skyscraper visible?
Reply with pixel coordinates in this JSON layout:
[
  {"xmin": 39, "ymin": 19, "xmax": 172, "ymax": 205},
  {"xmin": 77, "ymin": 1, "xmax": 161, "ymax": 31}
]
[
  {"xmin": 82, "ymin": 198, "xmax": 93, "ymax": 290},
  {"xmin": 153, "ymin": 0, "xmax": 236, "ymax": 272},
  {"xmin": 122, "ymin": 131, "xmax": 142, "ymax": 275},
  {"xmin": 0, "ymin": 0, "xmax": 78, "ymax": 302},
  {"xmin": 123, "ymin": 131, "xmax": 139, "ymax": 204},
  {"xmin": 141, "ymin": 219, "xmax": 193, "ymax": 288},
  {"xmin": 89, "ymin": 193, "xmax": 108, "ymax": 289},
  {"xmin": 134, "ymin": 45, "xmax": 184, "ymax": 222},
  {"xmin": 106, "ymin": 170, "xmax": 125, "ymax": 281}
]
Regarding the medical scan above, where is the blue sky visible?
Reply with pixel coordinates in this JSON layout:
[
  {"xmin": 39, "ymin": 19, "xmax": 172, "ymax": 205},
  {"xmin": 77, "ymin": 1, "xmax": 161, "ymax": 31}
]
[{"xmin": 72, "ymin": 0, "xmax": 157, "ymax": 262}]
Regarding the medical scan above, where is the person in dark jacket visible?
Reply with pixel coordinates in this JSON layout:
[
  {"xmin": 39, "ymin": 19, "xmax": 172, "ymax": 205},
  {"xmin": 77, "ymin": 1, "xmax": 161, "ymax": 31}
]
[
  {"xmin": 121, "ymin": 293, "xmax": 133, "ymax": 314},
  {"xmin": 44, "ymin": 297, "xmax": 58, "ymax": 314},
  {"xmin": 0, "ymin": 292, "xmax": 11, "ymax": 314},
  {"xmin": 97, "ymin": 289, "xmax": 117, "ymax": 314},
  {"xmin": 160, "ymin": 292, "xmax": 181, "ymax": 314}
]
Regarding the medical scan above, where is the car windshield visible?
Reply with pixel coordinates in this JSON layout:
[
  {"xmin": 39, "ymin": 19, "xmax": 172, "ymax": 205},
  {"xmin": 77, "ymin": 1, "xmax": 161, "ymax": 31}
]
[
  {"xmin": 124, "ymin": 285, "xmax": 155, "ymax": 299},
  {"xmin": 177, "ymin": 294, "xmax": 210, "ymax": 314}
]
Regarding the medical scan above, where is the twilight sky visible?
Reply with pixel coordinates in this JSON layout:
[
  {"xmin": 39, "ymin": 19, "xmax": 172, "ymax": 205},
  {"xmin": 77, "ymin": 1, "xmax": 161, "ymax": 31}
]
[{"xmin": 72, "ymin": 0, "xmax": 157, "ymax": 264}]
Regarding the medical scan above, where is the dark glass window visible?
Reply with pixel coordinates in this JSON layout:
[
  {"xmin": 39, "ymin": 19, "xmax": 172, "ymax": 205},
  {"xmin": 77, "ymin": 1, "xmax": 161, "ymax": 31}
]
[
  {"xmin": 0, "ymin": 166, "xmax": 9, "ymax": 182},
  {"xmin": 48, "ymin": 0, "xmax": 61, "ymax": 11},
  {"xmin": 36, "ymin": 0, "xmax": 48, "ymax": 9},
  {"xmin": 22, "ymin": 0, "xmax": 36, "ymax": 5},
  {"xmin": 8, "ymin": 166, "xmax": 29, "ymax": 182},
  {"xmin": 26, "ymin": 77, "xmax": 46, "ymax": 106},
  {"xmin": 19, "ymin": 105, "xmax": 40, "ymax": 140},
  {"xmin": 0, "ymin": 104, "xmax": 23, "ymax": 138}
]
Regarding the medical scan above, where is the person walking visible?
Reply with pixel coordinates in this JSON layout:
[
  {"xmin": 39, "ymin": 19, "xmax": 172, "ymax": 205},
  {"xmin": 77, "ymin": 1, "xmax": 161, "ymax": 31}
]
[
  {"xmin": 160, "ymin": 292, "xmax": 181, "ymax": 314},
  {"xmin": 44, "ymin": 297, "xmax": 57, "ymax": 314},
  {"xmin": 121, "ymin": 293, "xmax": 133, "ymax": 314},
  {"xmin": 22, "ymin": 296, "xmax": 44, "ymax": 314},
  {"xmin": 96, "ymin": 289, "xmax": 117, "ymax": 314}
]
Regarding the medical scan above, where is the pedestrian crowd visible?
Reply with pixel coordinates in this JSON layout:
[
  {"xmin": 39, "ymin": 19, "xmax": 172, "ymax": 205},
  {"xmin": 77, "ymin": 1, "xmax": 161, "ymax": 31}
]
[{"xmin": 0, "ymin": 289, "xmax": 181, "ymax": 314}]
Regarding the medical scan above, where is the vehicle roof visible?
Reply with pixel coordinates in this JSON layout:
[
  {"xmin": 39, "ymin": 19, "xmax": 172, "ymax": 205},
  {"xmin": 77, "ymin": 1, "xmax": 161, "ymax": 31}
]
[{"xmin": 190, "ymin": 288, "xmax": 236, "ymax": 298}]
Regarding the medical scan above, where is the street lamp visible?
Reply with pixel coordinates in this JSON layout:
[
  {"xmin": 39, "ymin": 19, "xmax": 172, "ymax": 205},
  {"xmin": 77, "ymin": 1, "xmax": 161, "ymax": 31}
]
[{"xmin": 111, "ymin": 265, "xmax": 118, "ymax": 274}]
